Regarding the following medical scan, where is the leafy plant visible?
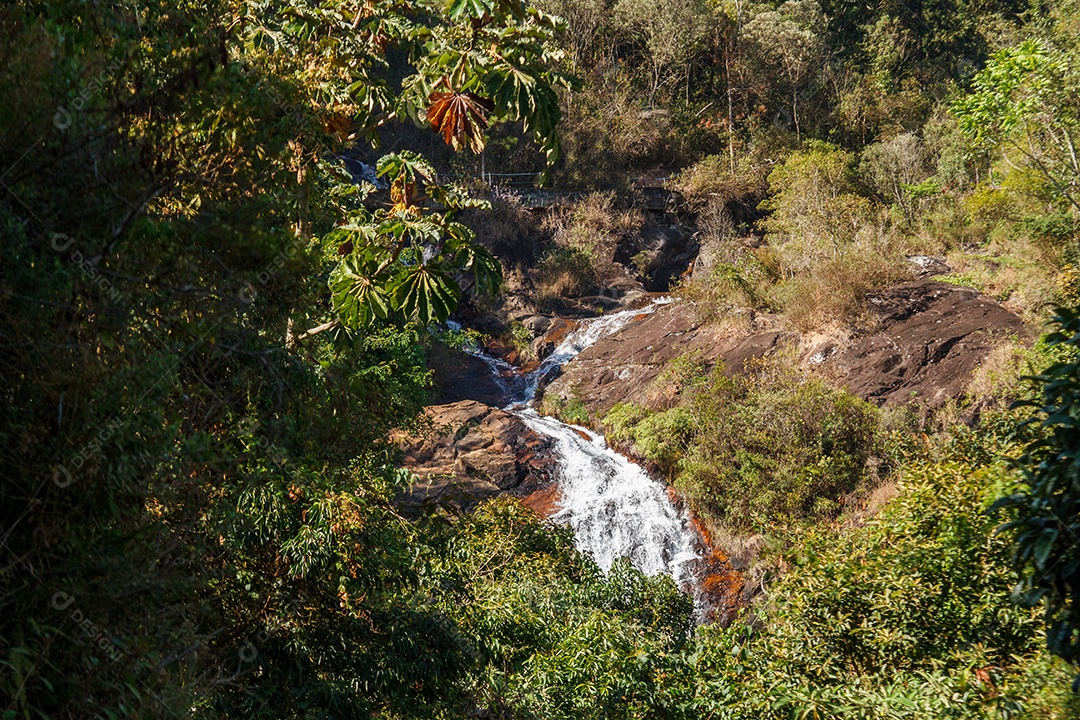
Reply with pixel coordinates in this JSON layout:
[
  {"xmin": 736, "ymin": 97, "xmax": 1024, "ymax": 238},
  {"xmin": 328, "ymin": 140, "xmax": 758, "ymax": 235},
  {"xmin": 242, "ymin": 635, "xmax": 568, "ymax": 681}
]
[
  {"xmin": 953, "ymin": 39, "xmax": 1080, "ymax": 214},
  {"xmin": 994, "ymin": 305, "xmax": 1080, "ymax": 677}
]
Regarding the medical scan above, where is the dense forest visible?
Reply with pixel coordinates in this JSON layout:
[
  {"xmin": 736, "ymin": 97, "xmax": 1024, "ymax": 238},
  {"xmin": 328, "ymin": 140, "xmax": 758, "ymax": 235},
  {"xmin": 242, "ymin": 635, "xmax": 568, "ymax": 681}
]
[{"xmin": 2, "ymin": 0, "xmax": 1080, "ymax": 718}]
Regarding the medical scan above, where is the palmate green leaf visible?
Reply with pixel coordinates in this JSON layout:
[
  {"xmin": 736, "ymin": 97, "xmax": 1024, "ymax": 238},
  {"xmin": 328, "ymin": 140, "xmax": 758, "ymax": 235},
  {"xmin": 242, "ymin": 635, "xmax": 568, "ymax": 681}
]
[
  {"xmin": 427, "ymin": 184, "xmax": 492, "ymax": 215},
  {"xmin": 446, "ymin": 0, "xmax": 495, "ymax": 22},
  {"xmin": 376, "ymin": 150, "xmax": 436, "ymax": 186},
  {"xmin": 483, "ymin": 63, "xmax": 563, "ymax": 165},
  {"xmin": 388, "ymin": 249, "xmax": 460, "ymax": 324},
  {"xmin": 445, "ymin": 225, "xmax": 503, "ymax": 296},
  {"xmin": 329, "ymin": 250, "xmax": 391, "ymax": 328},
  {"xmin": 468, "ymin": 244, "xmax": 502, "ymax": 296},
  {"xmin": 446, "ymin": 0, "xmax": 525, "ymax": 23},
  {"xmin": 484, "ymin": 63, "xmax": 537, "ymax": 121}
]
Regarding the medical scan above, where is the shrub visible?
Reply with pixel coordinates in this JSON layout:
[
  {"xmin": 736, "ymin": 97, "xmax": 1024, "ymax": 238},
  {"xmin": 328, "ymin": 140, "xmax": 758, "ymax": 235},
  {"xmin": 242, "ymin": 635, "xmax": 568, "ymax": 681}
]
[
  {"xmin": 859, "ymin": 132, "xmax": 934, "ymax": 221},
  {"xmin": 670, "ymin": 153, "xmax": 765, "ymax": 212},
  {"xmin": 540, "ymin": 392, "xmax": 592, "ymax": 425},
  {"xmin": 605, "ymin": 403, "xmax": 696, "ymax": 474},
  {"xmin": 775, "ymin": 240, "xmax": 909, "ymax": 331},
  {"xmin": 604, "ymin": 355, "xmax": 883, "ymax": 532},
  {"xmin": 535, "ymin": 192, "xmax": 643, "ymax": 299},
  {"xmin": 703, "ymin": 461, "xmax": 1046, "ymax": 720},
  {"xmin": 678, "ymin": 245, "xmax": 784, "ymax": 325},
  {"xmin": 994, "ymin": 306, "xmax": 1080, "ymax": 675},
  {"xmin": 535, "ymin": 244, "xmax": 598, "ymax": 299},
  {"xmin": 760, "ymin": 141, "xmax": 877, "ymax": 271}
]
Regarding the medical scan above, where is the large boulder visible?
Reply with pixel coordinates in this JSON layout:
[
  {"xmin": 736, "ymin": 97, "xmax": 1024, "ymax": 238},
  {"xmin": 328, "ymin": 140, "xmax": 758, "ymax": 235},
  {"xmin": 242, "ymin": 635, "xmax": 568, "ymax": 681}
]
[
  {"xmin": 397, "ymin": 400, "xmax": 556, "ymax": 511},
  {"xmin": 428, "ymin": 347, "xmax": 507, "ymax": 407},
  {"xmin": 542, "ymin": 280, "xmax": 1027, "ymax": 419},
  {"xmin": 542, "ymin": 303, "xmax": 788, "ymax": 417}
]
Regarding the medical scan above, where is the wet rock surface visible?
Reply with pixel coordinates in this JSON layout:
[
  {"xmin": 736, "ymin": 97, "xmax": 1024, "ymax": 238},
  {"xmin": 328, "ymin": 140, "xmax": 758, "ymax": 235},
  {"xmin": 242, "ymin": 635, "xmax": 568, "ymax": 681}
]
[
  {"xmin": 397, "ymin": 400, "xmax": 556, "ymax": 512},
  {"xmin": 429, "ymin": 347, "xmax": 508, "ymax": 407}
]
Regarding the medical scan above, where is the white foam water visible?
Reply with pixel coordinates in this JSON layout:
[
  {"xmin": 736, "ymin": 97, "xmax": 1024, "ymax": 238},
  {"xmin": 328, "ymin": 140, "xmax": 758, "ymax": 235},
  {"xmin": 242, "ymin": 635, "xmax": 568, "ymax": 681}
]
[
  {"xmin": 462, "ymin": 299, "xmax": 703, "ymax": 593},
  {"xmin": 518, "ymin": 409, "xmax": 700, "ymax": 587}
]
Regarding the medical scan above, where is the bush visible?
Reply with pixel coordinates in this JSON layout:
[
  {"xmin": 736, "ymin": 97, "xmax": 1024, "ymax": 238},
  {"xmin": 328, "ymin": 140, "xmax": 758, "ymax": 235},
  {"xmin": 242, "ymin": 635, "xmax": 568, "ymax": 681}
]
[
  {"xmin": 760, "ymin": 141, "xmax": 876, "ymax": 273},
  {"xmin": 604, "ymin": 355, "xmax": 882, "ymax": 532},
  {"xmin": 775, "ymin": 240, "xmax": 909, "ymax": 331},
  {"xmin": 535, "ymin": 192, "xmax": 643, "ymax": 300},
  {"xmin": 859, "ymin": 132, "xmax": 934, "ymax": 221},
  {"xmin": 540, "ymin": 392, "xmax": 592, "ymax": 425},
  {"xmin": 670, "ymin": 153, "xmax": 765, "ymax": 212},
  {"xmin": 536, "ymin": 244, "xmax": 598, "ymax": 299},
  {"xmin": 994, "ymin": 306, "xmax": 1080, "ymax": 674},
  {"xmin": 716, "ymin": 461, "xmax": 1045, "ymax": 719}
]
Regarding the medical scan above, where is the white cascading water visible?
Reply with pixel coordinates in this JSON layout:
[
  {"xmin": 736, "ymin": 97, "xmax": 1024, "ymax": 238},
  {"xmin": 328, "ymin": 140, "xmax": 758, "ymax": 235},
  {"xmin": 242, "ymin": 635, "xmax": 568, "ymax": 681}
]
[{"xmin": 462, "ymin": 301, "xmax": 704, "ymax": 593}]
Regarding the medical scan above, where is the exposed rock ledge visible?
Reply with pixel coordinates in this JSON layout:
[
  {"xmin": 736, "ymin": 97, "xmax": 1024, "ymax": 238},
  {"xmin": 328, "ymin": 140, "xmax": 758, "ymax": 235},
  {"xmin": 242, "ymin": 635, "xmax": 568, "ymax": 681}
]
[
  {"xmin": 400, "ymin": 280, "xmax": 1026, "ymax": 513},
  {"xmin": 543, "ymin": 280, "xmax": 1027, "ymax": 417},
  {"xmin": 831, "ymin": 281, "xmax": 1026, "ymax": 405},
  {"xmin": 396, "ymin": 400, "xmax": 557, "ymax": 513}
]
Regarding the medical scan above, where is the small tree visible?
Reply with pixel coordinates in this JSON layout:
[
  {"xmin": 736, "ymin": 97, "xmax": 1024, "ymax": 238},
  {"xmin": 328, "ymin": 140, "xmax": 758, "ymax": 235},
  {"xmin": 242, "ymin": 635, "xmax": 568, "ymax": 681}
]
[
  {"xmin": 953, "ymin": 39, "xmax": 1080, "ymax": 214},
  {"xmin": 613, "ymin": 0, "xmax": 715, "ymax": 107},
  {"xmin": 741, "ymin": 0, "xmax": 826, "ymax": 141},
  {"xmin": 759, "ymin": 141, "xmax": 870, "ymax": 271}
]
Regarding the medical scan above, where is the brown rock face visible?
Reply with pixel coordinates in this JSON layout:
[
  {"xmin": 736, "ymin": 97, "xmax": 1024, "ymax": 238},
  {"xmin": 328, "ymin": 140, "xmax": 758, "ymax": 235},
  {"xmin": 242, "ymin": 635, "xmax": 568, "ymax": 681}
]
[
  {"xmin": 397, "ymin": 400, "xmax": 556, "ymax": 511},
  {"xmin": 429, "ymin": 347, "xmax": 507, "ymax": 406},
  {"xmin": 831, "ymin": 281, "xmax": 1027, "ymax": 406},
  {"xmin": 542, "ymin": 280, "xmax": 1027, "ymax": 418},
  {"xmin": 543, "ymin": 303, "xmax": 790, "ymax": 416}
]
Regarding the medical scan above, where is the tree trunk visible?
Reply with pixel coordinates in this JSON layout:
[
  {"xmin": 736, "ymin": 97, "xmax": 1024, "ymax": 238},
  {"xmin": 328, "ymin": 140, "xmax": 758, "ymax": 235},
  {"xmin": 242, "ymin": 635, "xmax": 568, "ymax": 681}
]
[
  {"xmin": 792, "ymin": 87, "xmax": 800, "ymax": 142},
  {"xmin": 726, "ymin": 43, "xmax": 735, "ymax": 174}
]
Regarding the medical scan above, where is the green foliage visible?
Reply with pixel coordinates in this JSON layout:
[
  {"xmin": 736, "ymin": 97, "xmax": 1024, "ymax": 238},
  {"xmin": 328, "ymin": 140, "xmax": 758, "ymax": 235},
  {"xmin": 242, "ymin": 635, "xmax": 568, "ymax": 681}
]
[
  {"xmin": 662, "ymin": 460, "xmax": 1054, "ymax": 720},
  {"xmin": 741, "ymin": 0, "xmax": 827, "ymax": 140},
  {"xmin": 605, "ymin": 357, "xmax": 882, "ymax": 531},
  {"xmin": 953, "ymin": 38, "xmax": 1080, "ymax": 213},
  {"xmin": 994, "ymin": 305, "xmax": 1080, "ymax": 674},
  {"xmin": 859, "ymin": 132, "xmax": 933, "ymax": 220},
  {"xmin": 612, "ymin": 0, "xmax": 717, "ymax": 106},
  {"xmin": 542, "ymin": 393, "xmax": 592, "ymax": 426},
  {"xmin": 8, "ymin": 0, "xmax": 1080, "ymax": 716},
  {"xmin": 0, "ymin": 1, "xmax": 617, "ymax": 718},
  {"xmin": 423, "ymin": 499, "xmax": 694, "ymax": 719},
  {"xmin": 325, "ymin": 153, "xmax": 504, "ymax": 327},
  {"xmin": 760, "ymin": 141, "xmax": 871, "ymax": 266}
]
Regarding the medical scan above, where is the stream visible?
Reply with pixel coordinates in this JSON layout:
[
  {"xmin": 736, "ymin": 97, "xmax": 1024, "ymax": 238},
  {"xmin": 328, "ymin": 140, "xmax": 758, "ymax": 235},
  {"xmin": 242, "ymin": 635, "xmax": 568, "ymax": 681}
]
[{"xmin": 458, "ymin": 302, "xmax": 707, "ymax": 602}]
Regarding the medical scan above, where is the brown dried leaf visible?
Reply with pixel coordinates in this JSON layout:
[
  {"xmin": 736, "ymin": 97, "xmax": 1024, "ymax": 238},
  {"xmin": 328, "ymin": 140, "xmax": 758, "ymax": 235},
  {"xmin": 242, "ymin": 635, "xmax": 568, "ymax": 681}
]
[{"xmin": 426, "ymin": 90, "xmax": 494, "ymax": 153}]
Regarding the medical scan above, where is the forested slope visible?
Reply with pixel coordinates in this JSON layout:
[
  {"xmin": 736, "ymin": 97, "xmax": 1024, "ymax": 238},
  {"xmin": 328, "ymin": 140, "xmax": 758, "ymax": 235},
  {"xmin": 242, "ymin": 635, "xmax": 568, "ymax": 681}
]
[{"xmin": 2, "ymin": 0, "xmax": 1080, "ymax": 718}]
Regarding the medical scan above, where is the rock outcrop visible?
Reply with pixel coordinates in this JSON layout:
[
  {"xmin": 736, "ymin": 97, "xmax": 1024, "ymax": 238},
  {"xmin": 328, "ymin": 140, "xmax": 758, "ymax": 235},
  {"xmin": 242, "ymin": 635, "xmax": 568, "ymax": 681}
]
[
  {"xmin": 542, "ymin": 303, "xmax": 787, "ymax": 416},
  {"xmin": 830, "ymin": 281, "xmax": 1026, "ymax": 405},
  {"xmin": 407, "ymin": 280, "xmax": 1026, "ymax": 520},
  {"xmin": 542, "ymin": 280, "xmax": 1027, "ymax": 418},
  {"xmin": 397, "ymin": 400, "xmax": 556, "ymax": 512}
]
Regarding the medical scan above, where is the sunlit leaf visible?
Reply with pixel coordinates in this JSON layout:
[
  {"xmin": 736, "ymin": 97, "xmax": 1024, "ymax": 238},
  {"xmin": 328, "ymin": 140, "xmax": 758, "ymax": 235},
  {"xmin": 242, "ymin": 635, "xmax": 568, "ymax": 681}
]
[
  {"xmin": 329, "ymin": 250, "xmax": 391, "ymax": 328},
  {"xmin": 427, "ymin": 90, "xmax": 494, "ymax": 153},
  {"xmin": 387, "ymin": 249, "xmax": 459, "ymax": 324}
]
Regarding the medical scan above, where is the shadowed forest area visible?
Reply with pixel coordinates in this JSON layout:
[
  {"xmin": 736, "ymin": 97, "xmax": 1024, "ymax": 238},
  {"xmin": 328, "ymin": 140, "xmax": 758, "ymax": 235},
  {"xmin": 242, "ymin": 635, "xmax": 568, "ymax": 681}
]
[{"xmin": 3, "ymin": 0, "xmax": 1080, "ymax": 718}]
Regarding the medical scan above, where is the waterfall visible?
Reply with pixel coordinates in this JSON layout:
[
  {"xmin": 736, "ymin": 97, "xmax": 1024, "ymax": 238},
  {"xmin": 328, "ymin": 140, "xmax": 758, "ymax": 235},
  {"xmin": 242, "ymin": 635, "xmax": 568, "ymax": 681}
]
[
  {"xmin": 518, "ymin": 410, "xmax": 700, "ymax": 588},
  {"xmin": 462, "ymin": 300, "xmax": 705, "ymax": 597}
]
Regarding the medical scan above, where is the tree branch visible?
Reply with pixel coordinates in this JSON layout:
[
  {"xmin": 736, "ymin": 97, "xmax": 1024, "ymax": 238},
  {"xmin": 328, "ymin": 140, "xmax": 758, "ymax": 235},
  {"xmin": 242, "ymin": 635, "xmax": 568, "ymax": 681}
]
[{"xmin": 293, "ymin": 318, "xmax": 340, "ymax": 343}]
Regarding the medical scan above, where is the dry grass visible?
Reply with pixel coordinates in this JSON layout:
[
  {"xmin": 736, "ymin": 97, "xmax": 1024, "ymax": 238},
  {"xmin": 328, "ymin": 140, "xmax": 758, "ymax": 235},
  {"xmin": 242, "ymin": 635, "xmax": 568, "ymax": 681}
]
[
  {"xmin": 462, "ymin": 189, "xmax": 545, "ymax": 269},
  {"xmin": 669, "ymin": 154, "xmax": 766, "ymax": 212},
  {"xmin": 534, "ymin": 192, "xmax": 644, "ymax": 300},
  {"xmin": 777, "ymin": 241, "xmax": 910, "ymax": 333}
]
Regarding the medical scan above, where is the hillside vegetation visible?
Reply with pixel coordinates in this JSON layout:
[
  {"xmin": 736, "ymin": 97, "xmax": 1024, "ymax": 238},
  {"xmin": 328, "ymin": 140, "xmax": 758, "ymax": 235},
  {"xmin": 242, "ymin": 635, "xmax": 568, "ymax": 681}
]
[{"xmin": 2, "ymin": 0, "xmax": 1080, "ymax": 718}]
